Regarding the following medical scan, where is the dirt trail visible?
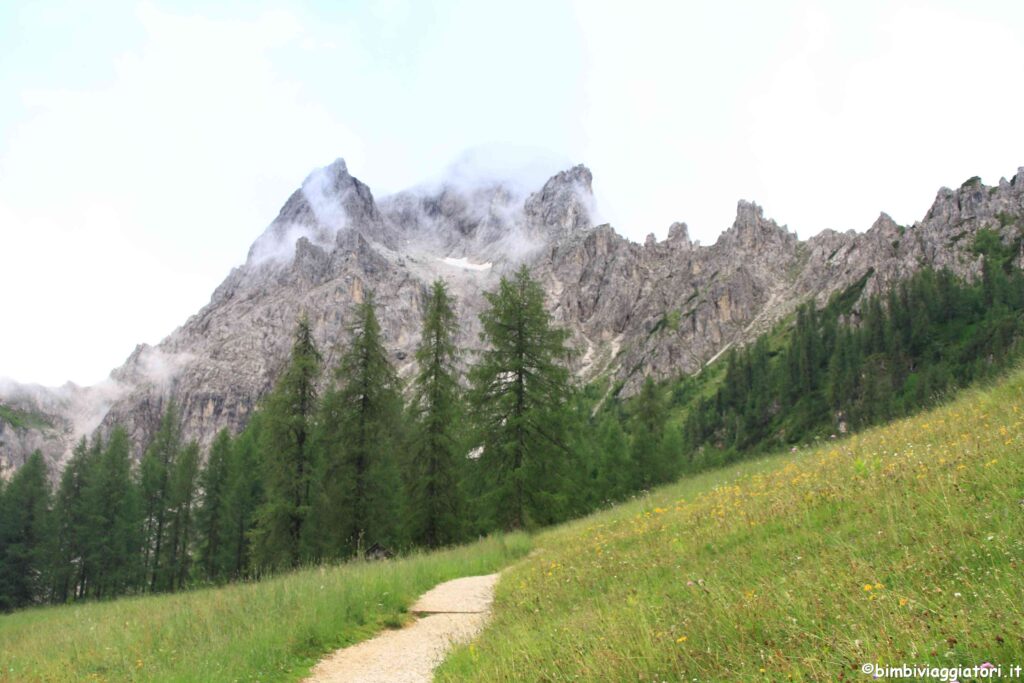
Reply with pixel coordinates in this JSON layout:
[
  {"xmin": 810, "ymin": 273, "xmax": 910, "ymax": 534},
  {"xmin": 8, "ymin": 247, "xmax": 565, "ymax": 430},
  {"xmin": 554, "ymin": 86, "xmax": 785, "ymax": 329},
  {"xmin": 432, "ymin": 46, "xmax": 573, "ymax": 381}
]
[{"xmin": 303, "ymin": 573, "xmax": 500, "ymax": 683}]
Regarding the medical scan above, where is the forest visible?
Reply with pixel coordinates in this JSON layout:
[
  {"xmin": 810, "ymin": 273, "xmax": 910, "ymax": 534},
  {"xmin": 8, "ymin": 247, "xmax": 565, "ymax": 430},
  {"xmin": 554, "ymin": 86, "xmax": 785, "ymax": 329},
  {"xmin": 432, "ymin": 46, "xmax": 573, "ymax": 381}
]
[
  {"xmin": 681, "ymin": 228, "xmax": 1024, "ymax": 463},
  {"xmin": 2, "ymin": 235, "xmax": 1024, "ymax": 611}
]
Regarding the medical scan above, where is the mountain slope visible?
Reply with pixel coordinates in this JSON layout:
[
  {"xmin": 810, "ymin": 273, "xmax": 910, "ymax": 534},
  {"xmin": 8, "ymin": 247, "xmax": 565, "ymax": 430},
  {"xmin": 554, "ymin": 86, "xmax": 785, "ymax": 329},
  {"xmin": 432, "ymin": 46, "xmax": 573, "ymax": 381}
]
[
  {"xmin": 2, "ymin": 361, "xmax": 1021, "ymax": 681},
  {"xmin": 2, "ymin": 161, "xmax": 1022, "ymax": 473},
  {"xmin": 437, "ymin": 363, "xmax": 1024, "ymax": 681}
]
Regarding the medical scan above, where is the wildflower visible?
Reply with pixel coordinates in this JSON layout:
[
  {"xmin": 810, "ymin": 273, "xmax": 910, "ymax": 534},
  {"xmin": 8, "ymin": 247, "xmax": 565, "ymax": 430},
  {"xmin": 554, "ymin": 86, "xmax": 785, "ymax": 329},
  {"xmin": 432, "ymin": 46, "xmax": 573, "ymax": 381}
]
[
  {"xmin": 899, "ymin": 598, "xmax": 908, "ymax": 606},
  {"xmin": 676, "ymin": 635, "xmax": 688, "ymax": 643},
  {"xmin": 863, "ymin": 584, "xmax": 873, "ymax": 592}
]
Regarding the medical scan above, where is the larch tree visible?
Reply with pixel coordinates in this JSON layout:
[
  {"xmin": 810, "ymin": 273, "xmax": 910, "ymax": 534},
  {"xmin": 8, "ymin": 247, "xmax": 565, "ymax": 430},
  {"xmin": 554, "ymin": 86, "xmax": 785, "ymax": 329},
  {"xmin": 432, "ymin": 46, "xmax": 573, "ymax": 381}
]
[
  {"xmin": 82, "ymin": 428, "xmax": 142, "ymax": 599},
  {"xmin": 163, "ymin": 442, "xmax": 199, "ymax": 591},
  {"xmin": 315, "ymin": 294, "xmax": 404, "ymax": 556},
  {"xmin": 0, "ymin": 450, "xmax": 52, "ymax": 611},
  {"xmin": 196, "ymin": 429, "xmax": 232, "ymax": 581},
  {"xmin": 469, "ymin": 265, "xmax": 573, "ymax": 530},
  {"xmin": 223, "ymin": 417, "xmax": 263, "ymax": 578},
  {"xmin": 252, "ymin": 315, "xmax": 322, "ymax": 570},
  {"xmin": 408, "ymin": 279, "xmax": 466, "ymax": 548},
  {"xmin": 140, "ymin": 401, "xmax": 182, "ymax": 591},
  {"xmin": 50, "ymin": 438, "xmax": 96, "ymax": 602}
]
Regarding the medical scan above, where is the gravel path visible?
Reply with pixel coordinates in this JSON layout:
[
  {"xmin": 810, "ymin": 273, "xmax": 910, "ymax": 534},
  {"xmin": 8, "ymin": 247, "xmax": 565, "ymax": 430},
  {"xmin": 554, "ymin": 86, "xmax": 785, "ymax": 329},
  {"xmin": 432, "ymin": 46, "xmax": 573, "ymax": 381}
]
[{"xmin": 303, "ymin": 574, "xmax": 500, "ymax": 683}]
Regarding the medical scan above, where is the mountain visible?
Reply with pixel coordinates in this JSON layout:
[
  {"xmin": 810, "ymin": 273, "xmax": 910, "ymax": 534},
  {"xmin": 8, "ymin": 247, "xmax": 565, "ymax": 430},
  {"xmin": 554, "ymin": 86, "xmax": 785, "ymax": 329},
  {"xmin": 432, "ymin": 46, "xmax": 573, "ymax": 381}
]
[{"xmin": 2, "ymin": 161, "xmax": 1022, "ymax": 477}]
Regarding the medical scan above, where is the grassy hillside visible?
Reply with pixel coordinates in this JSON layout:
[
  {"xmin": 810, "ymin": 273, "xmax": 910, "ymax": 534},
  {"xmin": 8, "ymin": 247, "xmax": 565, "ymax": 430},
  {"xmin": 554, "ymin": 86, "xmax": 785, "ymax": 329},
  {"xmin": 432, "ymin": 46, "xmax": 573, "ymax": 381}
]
[
  {"xmin": 437, "ymin": 367, "xmax": 1024, "ymax": 681},
  {"xmin": 4, "ymin": 367, "xmax": 1023, "ymax": 682},
  {"xmin": 0, "ymin": 534, "xmax": 529, "ymax": 682}
]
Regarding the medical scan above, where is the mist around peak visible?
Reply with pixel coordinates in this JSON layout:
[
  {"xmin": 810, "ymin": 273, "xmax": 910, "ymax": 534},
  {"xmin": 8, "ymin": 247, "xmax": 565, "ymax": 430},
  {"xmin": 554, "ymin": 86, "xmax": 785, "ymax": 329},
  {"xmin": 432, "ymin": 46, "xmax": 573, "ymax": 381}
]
[{"xmin": 244, "ymin": 147, "xmax": 600, "ymax": 270}]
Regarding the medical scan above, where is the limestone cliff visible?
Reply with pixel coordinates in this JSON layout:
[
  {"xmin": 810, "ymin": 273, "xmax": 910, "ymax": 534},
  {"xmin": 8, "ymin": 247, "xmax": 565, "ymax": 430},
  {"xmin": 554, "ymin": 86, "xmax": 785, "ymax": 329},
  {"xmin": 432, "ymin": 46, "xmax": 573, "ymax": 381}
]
[{"xmin": 2, "ymin": 162, "xmax": 1022, "ymax": 475}]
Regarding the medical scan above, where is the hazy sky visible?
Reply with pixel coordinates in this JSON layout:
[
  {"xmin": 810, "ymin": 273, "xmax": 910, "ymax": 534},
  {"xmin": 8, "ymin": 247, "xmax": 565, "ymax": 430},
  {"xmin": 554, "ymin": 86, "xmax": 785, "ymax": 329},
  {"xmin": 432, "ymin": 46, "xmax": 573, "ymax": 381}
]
[{"xmin": 1, "ymin": 0, "xmax": 1022, "ymax": 386}]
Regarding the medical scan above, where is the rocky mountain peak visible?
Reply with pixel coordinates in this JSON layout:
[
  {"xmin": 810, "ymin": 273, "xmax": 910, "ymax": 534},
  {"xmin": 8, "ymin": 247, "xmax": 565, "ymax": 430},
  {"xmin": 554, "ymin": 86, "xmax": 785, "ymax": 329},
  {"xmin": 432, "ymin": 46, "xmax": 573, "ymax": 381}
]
[
  {"xmin": 868, "ymin": 212, "xmax": 900, "ymax": 235},
  {"xmin": 667, "ymin": 221, "xmax": 693, "ymax": 249},
  {"xmin": 246, "ymin": 158, "xmax": 388, "ymax": 265},
  {"xmin": 718, "ymin": 200, "xmax": 794, "ymax": 250},
  {"xmin": 524, "ymin": 164, "xmax": 595, "ymax": 236},
  {"xmin": 928, "ymin": 171, "xmax": 1024, "ymax": 225},
  {"xmin": 5, "ymin": 159, "xmax": 1023, "ymax": 477}
]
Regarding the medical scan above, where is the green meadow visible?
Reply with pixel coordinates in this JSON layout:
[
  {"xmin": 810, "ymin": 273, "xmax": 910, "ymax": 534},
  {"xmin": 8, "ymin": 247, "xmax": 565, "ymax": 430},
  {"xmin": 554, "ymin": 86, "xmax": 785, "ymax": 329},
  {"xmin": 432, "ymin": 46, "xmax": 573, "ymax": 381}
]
[
  {"xmin": 0, "ymin": 534, "xmax": 529, "ymax": 682},
  {"xmin": 4, "ymin": 367, "xmax": 1024, "ymax": 681},
  {"xmin": 438, "ymin": 368, "xmax": 1024, "ymax": 681}
]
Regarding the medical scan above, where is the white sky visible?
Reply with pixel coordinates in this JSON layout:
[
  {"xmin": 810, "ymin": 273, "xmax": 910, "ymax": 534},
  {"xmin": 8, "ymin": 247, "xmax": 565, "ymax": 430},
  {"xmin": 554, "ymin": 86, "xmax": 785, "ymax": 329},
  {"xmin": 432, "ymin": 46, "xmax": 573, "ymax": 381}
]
[{"xmin": 1, "ymin": 0, "xmax": 1022, "ymax": 386}]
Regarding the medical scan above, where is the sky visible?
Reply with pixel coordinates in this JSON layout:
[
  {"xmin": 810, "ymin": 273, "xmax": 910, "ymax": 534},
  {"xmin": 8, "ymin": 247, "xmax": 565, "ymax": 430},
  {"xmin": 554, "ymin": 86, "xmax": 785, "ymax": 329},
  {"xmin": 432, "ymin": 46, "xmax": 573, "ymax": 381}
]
[{"xmin": 1, "ymin": 0, "xmax": 1022, "ymax": 387}]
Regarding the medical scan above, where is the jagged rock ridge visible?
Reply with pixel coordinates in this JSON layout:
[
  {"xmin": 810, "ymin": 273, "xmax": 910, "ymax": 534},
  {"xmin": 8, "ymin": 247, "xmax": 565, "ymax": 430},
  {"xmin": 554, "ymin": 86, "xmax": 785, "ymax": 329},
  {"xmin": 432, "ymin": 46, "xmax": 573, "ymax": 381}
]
[{"xmin": 2, "ymin": 161, "xmax": 1022, "ymax": 475}]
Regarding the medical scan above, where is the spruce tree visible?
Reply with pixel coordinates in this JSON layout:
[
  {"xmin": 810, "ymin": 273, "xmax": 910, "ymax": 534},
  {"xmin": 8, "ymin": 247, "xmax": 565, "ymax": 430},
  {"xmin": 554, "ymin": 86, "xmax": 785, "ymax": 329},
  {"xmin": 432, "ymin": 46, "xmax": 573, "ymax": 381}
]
[
  {"xmin": 469, "ymin": 265, "xmax": 573, "ymax": 530},
  {"xmin": 315, "ymin": 294, "xmax": 404, "ymax": 556},
  {"xmin": 0, "ymin": 451, "xmax": 52, "ymax": 610},
  {"xmin": 408, "ymin": 279, "xmax": 465, "ymax": 548},
  {"xmin": 252, "ymin": 316, "xmax": 322, "ymax": 570}
]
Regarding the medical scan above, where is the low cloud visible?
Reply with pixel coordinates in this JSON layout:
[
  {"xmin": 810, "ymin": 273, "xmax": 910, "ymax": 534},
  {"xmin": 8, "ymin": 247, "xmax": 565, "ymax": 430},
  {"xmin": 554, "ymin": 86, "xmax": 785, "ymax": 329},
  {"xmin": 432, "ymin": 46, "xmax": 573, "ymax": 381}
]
[{"xmin": 247, "ymin": 162, "xmax": 358, "ymax": 265}]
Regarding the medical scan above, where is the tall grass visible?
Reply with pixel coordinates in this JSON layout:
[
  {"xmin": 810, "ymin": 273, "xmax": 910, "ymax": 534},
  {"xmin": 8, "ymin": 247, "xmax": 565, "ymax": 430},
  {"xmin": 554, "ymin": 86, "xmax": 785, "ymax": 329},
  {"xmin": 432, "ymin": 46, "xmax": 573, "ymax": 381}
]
[
  {"xmin": 437, "ymin": 369, "xmax": 1024, "ymax": 681},
  {"xmin": 0, "ymin": 533, "xmax": 529, "ymax": 682},
  {"xmin": 6, "ymin": 367, "xmax": 1024, "ymax": 682}
]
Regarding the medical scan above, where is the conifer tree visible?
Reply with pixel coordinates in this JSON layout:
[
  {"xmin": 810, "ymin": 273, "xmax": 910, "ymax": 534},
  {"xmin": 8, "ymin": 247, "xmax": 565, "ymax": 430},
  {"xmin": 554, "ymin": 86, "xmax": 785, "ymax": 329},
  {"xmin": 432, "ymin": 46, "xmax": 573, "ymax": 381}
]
[
  {"xmin": 223, "ymin": 417, "xmax": 263, "ymax": 578},
  {"xmin": 595, "ymin": 413, "xmax": 631, "ymax": 501},
  {"xmin": 0, "ymin": 451, "xmax": 52, "ymax": 611},
  {"xmin": 50, "ymin": 438, "xmax": 96, "ymax": 602},
  {"xmin": 469, "ymin": 265, "xmax": 573, "ymax": 530},
  {"xmin": 140, "ymin": 401, "xmax": 182, "ymax": 590},
  {"xmin": 82, "ymin": 428, "xmax": 142, "ymax": 599},
  {"xmin": 197, "ymin": 429, "xmax": 232, "ymax": 581},
  {"xmin": 408, "ymin": 279, "xmax": 465, "ymax": 548},
  {"xmin": 630, "ymin": 377, "xmax": 670, "ymax": 489},
  {"xmin": 163, "ymin": 442, "xmax": 199, "ymax": 591},
  {"xmin": 315, "ymin": 294, "xmax": 404, "ymax": 555},
  {"xmin": 252, "ymin": 316, "xmax": 322, "ymax": 570}
]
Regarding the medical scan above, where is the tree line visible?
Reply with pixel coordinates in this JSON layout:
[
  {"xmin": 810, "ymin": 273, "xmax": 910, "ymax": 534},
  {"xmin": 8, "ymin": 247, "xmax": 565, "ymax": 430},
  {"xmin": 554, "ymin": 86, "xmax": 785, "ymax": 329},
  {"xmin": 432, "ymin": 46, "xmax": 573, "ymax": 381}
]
[
  {"xmin": 0, "ymin": 267, "xmax": 687, "ymax": 611},
  {"xmin": 682, "ymin": 244, "xmax": 1024, "ymax": 464},
  {"xmin": 5, "ymin": 248, "xmax": 1022, "ymax": 612}
]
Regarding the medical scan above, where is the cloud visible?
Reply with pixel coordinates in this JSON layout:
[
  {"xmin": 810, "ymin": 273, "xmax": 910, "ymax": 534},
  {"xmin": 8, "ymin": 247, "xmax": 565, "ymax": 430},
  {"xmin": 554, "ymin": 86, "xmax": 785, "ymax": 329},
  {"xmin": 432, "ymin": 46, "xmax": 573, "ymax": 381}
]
[
  {"xmin": 431, "ymin": 145, "xmax": 573, "ymax": 199},
  {"xmin": 0, "ymin": 3, "xmax": 363, "ymax": 385},
  {"xmin": 0, "ymin": 344, "xmax": 193, "ymax": 439},
  {"xmin": 746, "ymin": 2, "xmax": 1024, "ymax": 236},
  {"xmin": 246, "ymin": 162, "xmax": 357, "ymax": 265},
  {"xmin": 572, "ymin": 0, "xmax": 1024, "ymax": 243},
  {"xmin": 132, "ymin": 346, "xmax": 194, "ymax": 390}
]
